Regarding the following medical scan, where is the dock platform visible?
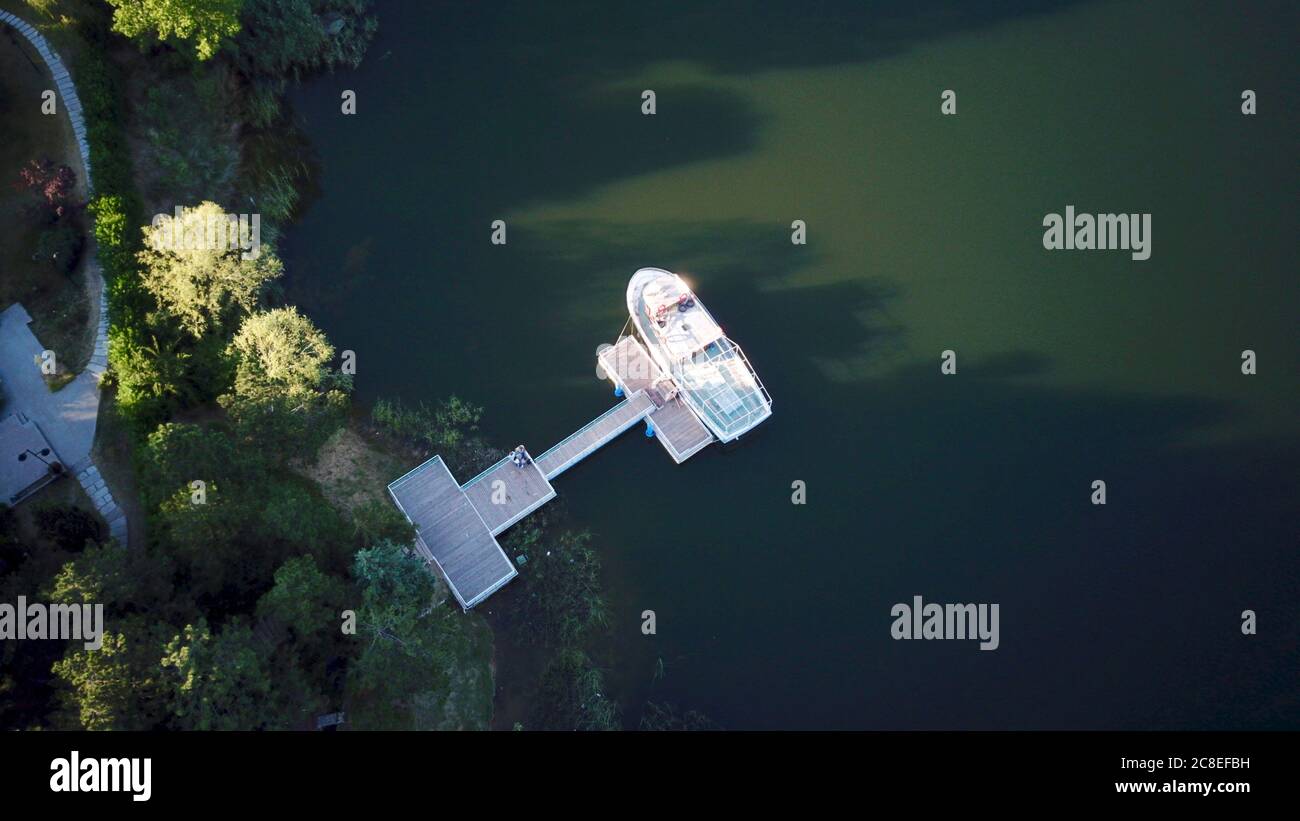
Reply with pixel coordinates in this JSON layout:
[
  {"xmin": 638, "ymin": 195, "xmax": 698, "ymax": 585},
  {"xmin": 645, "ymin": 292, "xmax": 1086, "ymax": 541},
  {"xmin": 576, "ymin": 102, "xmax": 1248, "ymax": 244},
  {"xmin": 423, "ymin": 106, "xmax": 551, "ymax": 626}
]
[
  {"xmin": 388, "ymin": 456, "xmax": 517, "ymax": 610},
  {"xmin": 387, "ymin": 332, "xmax": 718, "ymax": 609},
  {"xmin": 599, "ymin": 335, "xmax": 715, "ymax": 463},
  {"xmin": 462, "ymin": 454, "xmax": 556, "ymax": 534}
]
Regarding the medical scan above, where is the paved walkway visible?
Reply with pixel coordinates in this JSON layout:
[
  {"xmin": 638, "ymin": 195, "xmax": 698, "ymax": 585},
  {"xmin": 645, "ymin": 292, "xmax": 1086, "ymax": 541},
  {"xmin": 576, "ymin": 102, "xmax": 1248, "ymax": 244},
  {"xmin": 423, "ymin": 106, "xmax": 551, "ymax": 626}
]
[{"xmin": 0, "ymin": 11, "xmax": 125, "ymax": 545}]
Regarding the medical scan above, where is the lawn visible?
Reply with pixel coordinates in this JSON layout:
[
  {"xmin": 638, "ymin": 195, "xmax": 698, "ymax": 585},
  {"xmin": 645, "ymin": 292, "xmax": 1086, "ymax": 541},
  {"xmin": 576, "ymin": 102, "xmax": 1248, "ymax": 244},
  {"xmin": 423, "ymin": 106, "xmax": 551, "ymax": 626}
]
[{"xmin": 0, "ymin": 21, "xmax": 93, "ymax": 377}]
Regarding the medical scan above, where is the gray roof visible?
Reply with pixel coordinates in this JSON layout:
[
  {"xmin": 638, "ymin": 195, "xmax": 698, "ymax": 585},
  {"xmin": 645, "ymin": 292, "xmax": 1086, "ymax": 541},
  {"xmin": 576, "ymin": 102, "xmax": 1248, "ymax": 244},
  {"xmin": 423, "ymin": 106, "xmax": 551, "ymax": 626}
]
[{"xmin": 0, "ymin": 414, "xmax": 61, "ymax": 505}]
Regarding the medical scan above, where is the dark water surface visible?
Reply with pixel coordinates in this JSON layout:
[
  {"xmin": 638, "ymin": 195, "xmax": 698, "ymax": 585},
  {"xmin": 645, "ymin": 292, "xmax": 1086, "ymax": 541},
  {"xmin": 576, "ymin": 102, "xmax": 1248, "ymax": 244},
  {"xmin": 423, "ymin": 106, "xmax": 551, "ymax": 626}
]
[{"xmin": 282, "ymin": 0, "xmax": 1298, "ymax": 729}]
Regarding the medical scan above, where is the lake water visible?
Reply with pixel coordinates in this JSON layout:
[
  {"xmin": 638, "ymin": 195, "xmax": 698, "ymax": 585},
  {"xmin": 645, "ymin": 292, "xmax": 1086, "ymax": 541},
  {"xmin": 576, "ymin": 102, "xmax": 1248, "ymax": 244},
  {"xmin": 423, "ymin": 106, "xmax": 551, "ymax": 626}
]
[{"xmin": 282, "ymin": 0, "xmax": 1298, "ymax": 729}]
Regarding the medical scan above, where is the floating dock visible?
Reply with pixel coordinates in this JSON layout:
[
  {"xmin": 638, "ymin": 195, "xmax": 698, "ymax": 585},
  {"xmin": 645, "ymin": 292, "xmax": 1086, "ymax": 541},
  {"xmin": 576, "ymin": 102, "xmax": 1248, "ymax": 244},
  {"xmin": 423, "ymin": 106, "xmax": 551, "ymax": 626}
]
[{"xmin": 387, "ymin": 335, "xmax": 714, "ymax": 609}]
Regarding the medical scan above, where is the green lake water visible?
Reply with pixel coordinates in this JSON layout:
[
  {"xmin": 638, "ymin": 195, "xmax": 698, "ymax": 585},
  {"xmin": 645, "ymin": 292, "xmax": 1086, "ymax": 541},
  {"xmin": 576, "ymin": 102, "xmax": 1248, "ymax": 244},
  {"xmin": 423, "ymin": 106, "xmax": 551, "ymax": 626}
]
[{"xmin": 283, "ymin": 0, "xmax": 1298, "ymax": 728}]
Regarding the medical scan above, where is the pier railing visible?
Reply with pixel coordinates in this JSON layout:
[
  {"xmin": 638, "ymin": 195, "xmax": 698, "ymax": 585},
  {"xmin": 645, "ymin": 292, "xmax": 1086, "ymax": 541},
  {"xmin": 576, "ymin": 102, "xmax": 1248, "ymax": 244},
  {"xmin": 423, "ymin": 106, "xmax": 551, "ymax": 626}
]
[
  {"xmin": 461, "ymin": 456, "xmax": 512, "ymax": 489},
  {"xmin": 534, "ymin": 391, "xmax": 653, "ymax": 479}
]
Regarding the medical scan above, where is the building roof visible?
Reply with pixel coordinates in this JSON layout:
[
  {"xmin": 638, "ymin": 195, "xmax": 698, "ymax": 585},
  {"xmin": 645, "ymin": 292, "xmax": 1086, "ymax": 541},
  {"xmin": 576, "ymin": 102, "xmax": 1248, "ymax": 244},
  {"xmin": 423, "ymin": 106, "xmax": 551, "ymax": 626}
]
[{"xmin": 0, "ymin": 413, "xmax": 61, "ymax": 505}]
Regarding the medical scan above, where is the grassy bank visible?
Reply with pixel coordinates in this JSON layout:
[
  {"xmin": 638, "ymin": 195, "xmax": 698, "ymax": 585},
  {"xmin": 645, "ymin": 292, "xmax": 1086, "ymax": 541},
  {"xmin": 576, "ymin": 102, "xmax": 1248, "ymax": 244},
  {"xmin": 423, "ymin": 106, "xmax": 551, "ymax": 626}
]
[
  {"xmin": 0, "ymin": 1, "xmax": 503, "ymax": 732},
  {"xmin": 0, "ymin": 18, "xmax": 93, "ymax": 375}
]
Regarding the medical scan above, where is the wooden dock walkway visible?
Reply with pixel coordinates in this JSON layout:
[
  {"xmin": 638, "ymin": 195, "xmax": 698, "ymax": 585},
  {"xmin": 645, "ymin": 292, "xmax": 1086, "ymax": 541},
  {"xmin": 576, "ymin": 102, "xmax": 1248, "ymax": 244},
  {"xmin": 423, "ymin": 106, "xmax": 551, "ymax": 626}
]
[
  {"xmin": 388, "ymin": 332, "xmax": 717, "ymax": 609},
  {"xmin": 535, "ymin": 391, "xmax": 655, "ymax": 479}
]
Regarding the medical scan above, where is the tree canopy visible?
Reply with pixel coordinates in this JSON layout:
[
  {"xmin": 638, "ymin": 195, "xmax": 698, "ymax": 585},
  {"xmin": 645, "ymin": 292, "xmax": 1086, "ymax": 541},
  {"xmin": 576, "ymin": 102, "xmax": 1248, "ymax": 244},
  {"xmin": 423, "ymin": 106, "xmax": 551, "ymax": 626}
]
[
  {"xmin": 222, "ymin": 307, "xmax": 349, "ymax": 460},
  {"xmin": 228, "ymin": 0, "xmax": 377, "ymax": 83},
  {"xmin": 107, "ymin": 0, "xmax": 245, "ymax": 61},
  {"xmin": 51, "ymin": 620, "xmax": 168, "ymax": 731},
  {"xmin": 345, "ymin": 541, "xmax": 483, "ymax": 729},
  {"xmin": 229, "ymin": 307, "xmax": 334, "ymax": 398},
  {"xmin": 159, "ymin": 618, "xmax": 284, "ymax": 729},
  {"xmin": 138, "ymin": 201, "xmax": 282, "ymax": 339}
]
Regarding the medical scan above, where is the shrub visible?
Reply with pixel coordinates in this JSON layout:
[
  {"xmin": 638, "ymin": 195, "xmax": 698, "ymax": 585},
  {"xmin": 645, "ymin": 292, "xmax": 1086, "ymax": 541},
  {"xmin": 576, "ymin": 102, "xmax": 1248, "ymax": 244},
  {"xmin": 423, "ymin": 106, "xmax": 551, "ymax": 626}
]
[
  {"xmin": 33, "ymin": 223, "xmax": 85, "ymax": 275},
  {"xmin": 34, "ymin": 504, "xmax": 103, "ymax": 551}
]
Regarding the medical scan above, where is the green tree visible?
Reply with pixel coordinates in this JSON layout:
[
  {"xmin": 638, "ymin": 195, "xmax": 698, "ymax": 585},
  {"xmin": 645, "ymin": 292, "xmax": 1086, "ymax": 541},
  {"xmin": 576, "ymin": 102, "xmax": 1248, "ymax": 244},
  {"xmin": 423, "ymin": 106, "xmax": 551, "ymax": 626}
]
[
  {"xmin": 252, "ymin": 480, "xmax": 348, "ymax": 569},
  {"xmin": 107, "ymin": 0, "xmax": 245, "ymax": 61},
  {"xmin": 153, "ymin": 476, "xmax": 338, "ymax": 611},
  {"xmin": 51, "ymin": 620, "xmax": 167, "ymax": 731},
  {"xmin": 139, "ymin": 422, "xmax": 242, "ymax": 508},
  {"xmin": 152, "ymin": 483, "xmax": 246, "ymax": 602},
  {"xmin": 222, "ymin": 307, "xmax": 348, "ymax": 460},
  {"xmin": 228, "ymin": 306, "xmax": 334, "ymax": 397},
  {"xmin": 345, "ymin": 540, "xmax": 474, "ymax": 730},
  {"xmin": 52, "ymin": 634, "xmax": 138, "ymax": 730},
  {"xmin": 159, "ymin": 618, "xmax": 286, "ymax": 729},
  {"xmin": 256, "ymin": 555, "xmax": 348, "ymax": 666},
  {"xmin": 137, "ymin": 201, "xmax": 282, "ymax": 338},
  {"xmin": 47, "ymin": 541, "xmax": 174, "ymax": 614},
  {"xmin": 349, "ymin": 540, "xmax": 443, "ymax": 650}
]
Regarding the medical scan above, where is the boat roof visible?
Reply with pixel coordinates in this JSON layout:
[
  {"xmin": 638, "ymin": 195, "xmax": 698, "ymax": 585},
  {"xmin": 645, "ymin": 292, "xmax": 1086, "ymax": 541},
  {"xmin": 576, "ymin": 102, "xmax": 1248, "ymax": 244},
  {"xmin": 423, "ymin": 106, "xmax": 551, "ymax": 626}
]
[{"xmin": 641, "ymin": 276, "xmax": 725, "ymax": 357}]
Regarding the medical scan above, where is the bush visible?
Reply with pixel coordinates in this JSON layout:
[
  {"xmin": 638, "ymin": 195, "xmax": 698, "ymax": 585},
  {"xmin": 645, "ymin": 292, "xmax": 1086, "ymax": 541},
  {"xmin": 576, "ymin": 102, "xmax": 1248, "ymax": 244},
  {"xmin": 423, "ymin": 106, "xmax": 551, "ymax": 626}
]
[
  {"xmin": 138, "ymin": 77, "xmax": 239, "ymax": 203},
  {"xmin": 533, "ymin": 649, "xmax": 621, "ymax": 731},
  {"xmin": 14, "ymin": 159, "xmax": 78, "ymax": 222},
  {"xmin": 75, "ymin": 40, "xmax": 145, "ymax": 322},
  {"xmin": 106, "ymin": 324, "xmax": 194, "ymax": 429},
  {"xmin": 372, "ymin": 396, "xmax": 482, "ymax": 451},
  {"xmin": 87, "ymin": 194, "xmax": 127, "ymax": 251},
  {"xmin": 350, "ymin": 499, "xmax": 415, "ymax": 549},
  {"xmin": 34, "ymin": 505, "xmax": 103, "ymax": 551},
  {"xmin": 33, "ymin": 223, "xmax": 85, "ymax": 275},
  {"xmin": 229, "ymin": 0, "xmax": 378, "ymax": 85},
  {"xmin": 505, "ymin": 530, "xmax": 608, "ymax": 647}
]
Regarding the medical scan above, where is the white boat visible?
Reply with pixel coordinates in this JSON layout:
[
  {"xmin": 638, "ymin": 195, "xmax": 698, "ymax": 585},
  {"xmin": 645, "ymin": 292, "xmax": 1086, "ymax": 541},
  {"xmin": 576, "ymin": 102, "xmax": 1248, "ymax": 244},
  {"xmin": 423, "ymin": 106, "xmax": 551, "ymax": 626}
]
[{"xmin": 626, "ymin": 268, "xmax": 772, "ymax": 442}]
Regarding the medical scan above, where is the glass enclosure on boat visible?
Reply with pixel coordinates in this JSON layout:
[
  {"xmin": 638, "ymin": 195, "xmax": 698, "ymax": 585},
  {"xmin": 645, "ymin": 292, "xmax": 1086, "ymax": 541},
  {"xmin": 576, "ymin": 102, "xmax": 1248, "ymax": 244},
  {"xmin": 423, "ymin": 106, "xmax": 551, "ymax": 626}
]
[{"xmin": 673, "ymin": 336, "xmax": 771, "ymax": 439}]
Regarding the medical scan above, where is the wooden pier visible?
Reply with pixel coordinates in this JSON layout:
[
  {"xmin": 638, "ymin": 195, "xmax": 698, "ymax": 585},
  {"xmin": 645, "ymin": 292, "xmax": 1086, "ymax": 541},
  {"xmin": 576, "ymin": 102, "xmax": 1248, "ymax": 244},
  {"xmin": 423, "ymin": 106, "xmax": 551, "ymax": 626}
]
[
  {"xmin": 388, "ymin": 334, "xmax": 715, "ymax": 609},
  {"xmin": 388, "ymin": 456, "xmax": 518, "ymax": 610},
  {"xmin": 535, "ymin": 391, "xmax": 655, "ymax": 479}
]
